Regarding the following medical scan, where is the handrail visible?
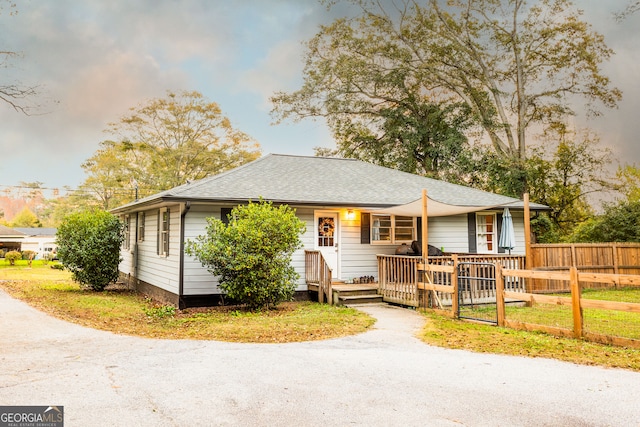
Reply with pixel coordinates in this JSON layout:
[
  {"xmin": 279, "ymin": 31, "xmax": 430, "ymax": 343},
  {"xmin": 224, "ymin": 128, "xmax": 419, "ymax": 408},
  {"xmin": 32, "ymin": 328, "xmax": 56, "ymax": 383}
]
[{"xmin": 305, "ymin": 250, "xmax": 333, "ymax": 304}]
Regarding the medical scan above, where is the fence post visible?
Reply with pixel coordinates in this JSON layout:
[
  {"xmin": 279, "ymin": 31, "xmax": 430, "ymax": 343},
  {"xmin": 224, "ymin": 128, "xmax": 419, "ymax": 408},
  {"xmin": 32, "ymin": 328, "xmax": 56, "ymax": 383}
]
[
  {"xmin": 495, "ymin": 263, "xmax": 505, "ymax": 327},
  {"xmin": 451, "ymin": 254, "xmax": 459, "ymax": 318},
  {"xmin": 570, "ymin": 266, "xmax": 583, "ymax": 338},
  {"xmin": 524, "ymin": 193, "xmax": 532, "ymax": 270},
  {"xmin": 612, "ymin": 244, "xmax": 620, "ymax": 285}
]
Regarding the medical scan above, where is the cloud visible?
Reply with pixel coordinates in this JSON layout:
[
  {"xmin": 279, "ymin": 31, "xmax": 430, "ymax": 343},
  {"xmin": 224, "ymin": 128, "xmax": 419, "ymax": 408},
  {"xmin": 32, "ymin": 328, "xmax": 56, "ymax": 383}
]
[
  {"xmin": 240, "ymin": 39, "xmax": 306, "ymax": 110},
  {"xmin": 0, "ymin": 0, "xmax": 638, "ymax": 192}
]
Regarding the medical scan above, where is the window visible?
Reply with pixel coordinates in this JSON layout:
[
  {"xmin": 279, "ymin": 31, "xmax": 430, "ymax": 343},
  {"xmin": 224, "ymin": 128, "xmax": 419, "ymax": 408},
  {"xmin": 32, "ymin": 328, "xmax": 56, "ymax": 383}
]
[
  {"xmin": 158, "ymin": 208, "xmax": 170, "ymax": 256},
  {"xmin": 138, "ymin": 212, "xmax": 145, "ymax": 242},
  {"xmin": 476, "ymin": 213, "xmax": 496, "ymax": 253},
  {"xmin": 371, "ymin": 214, "xmax": 415, "ymax": 244},
  {"xmin": 122, "ymin": 215, "xmax": 130, "ymax": 250}
]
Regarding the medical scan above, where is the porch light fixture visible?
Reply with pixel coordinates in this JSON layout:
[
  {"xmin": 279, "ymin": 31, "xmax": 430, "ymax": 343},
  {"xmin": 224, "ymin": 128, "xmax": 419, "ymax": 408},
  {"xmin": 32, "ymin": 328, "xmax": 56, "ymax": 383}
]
[{"xmin": 346, "ymin": 209, "xmax": 355, "ymax": 220}]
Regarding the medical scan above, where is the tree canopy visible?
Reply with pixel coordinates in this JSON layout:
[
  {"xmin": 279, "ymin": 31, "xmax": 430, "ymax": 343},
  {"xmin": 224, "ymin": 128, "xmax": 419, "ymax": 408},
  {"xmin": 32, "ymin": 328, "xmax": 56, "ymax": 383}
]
[
  {"xmin": 569, "ymin": 200, "xmax": 640, "ymax": 243},
  {"xmin": 81, "ymin": 91, "xmax": 261, "ymax": 209},
  {"xmin": 616, "ymin": 164, "xmax": 640, "ymax": 203},
  {"xmin": 272, "ymin": 0, "xmax": 620, "ymax": 181}
]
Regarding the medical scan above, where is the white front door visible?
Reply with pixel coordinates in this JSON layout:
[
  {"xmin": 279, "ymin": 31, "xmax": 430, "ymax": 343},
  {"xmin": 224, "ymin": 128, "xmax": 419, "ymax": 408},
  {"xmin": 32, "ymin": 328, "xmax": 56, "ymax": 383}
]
[{"xmin": 315, "ymin": 211, "xmax": 339, "ymax": 279}]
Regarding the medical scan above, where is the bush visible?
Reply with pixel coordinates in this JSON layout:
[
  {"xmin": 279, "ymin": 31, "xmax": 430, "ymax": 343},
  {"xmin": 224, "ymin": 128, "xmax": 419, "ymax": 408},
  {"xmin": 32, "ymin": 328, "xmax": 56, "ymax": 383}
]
[
  {"xmin": 4, "ymin": 250, "xmax": 21, "ymax": 265},
  {"xmin": 56, "ymin": 209, "xmax": 124, "ymax": 291},
  {"xmin": 569, "ymin": 200, "xmax": 640, "ymax": 242},
  {"xmin": 21, "ymin": 250, "xmax": 36, "ymax": 261},
  {"xmin": 186, "ymin": 199, "xmax": 306, "ymax": 310}
]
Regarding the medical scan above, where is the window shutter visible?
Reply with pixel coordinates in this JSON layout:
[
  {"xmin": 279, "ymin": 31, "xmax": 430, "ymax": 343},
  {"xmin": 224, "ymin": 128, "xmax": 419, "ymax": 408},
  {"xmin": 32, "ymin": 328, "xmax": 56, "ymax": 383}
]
[
  {"xmin": 416, "ymin": 217, "xmax": 422, "ymax": 244},
  {"xmin": 497, "ymin": 212, "xmax": 505, "ymax": 254},
  {"xmin": 221, "ymin": 207, "xmax": 232, "ymax": 224},
  {"xmin": 360, "ymin": 212, "xmax": 370, "ymax": 244},
  {"xmin": 467, "ymin": 213, "xmax": 477, "ymax": 254}
]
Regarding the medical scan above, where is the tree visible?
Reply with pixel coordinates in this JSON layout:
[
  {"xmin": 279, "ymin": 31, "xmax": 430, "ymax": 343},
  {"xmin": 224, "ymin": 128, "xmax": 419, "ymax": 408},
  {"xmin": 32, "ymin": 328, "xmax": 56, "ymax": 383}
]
[
  {"xmin": 525, "ymin": 128, "xmax": 614, "ymax": 237},
  {"xmin": 450, "ymin": 126, "xmax": 613, "ymax": 241},
  {"xmin": 0, "ymin": 1, "xmax": 39, "ymax": 113},
  {"xmin": 616, "ymin": 164, "xmax": 640, "ymax": 203},
  {"xmin": 333, "ymin": 100, "xmax": 473, "ymax": 178},
  {"xmin": 272, "ymin": 0, "xmax": 620, "ymax": 191},
  {"xmin": 186, "ymin": 200, "xmax": 306, "ymax": 310},
  {"xmin": 569, "ymin": 200, "xmax": 640, "ymax": 243},
  {"xmin": 39, "ymin": 187, "xmax": 102, "ymax": 227},
  {"xmin": 10, "ymin": 206, "xmax": 41, "ymax": 227},
  {"xmin": 56, "ymin": 210, "xmax": 124, "ymax": 291},
  {"xmin": 80, "ymin": 141, "xmax": 137, "ymax": 210},
  {"xmin": 615, "ymin": 1, "xmax": 640, "ymax": 21},
  {"xmin": 89, "ymin": 90, "xmax": 261, "ymax": 198}
]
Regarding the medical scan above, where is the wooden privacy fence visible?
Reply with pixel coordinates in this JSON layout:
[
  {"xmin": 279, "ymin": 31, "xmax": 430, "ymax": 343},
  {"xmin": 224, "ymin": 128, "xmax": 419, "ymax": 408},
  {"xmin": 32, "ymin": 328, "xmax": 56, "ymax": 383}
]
[
  {"xmin": 419, "ymin": 262, "xmax": 640, "ymax": 349},
  {"xmin": 530, "ymin": 243, "xmax": 640, "ymax": 291}
]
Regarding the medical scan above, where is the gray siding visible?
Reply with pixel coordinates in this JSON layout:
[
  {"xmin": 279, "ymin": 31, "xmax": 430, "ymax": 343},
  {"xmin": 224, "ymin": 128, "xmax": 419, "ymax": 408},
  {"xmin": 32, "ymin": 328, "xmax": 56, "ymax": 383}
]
[
  {"xmin": 124, "ymin": 204, "xmax": 527, "ymax": 298},
  {"xmin": 183, "ymin": 205, "xmax": 312, "ymax": 296},
  {"xmin": 119, "ymin": 206, "xmax": 181, "ymax": 295},
  {"xmin": 428, "ymin": 211, "xmax": 526, "ymax": 255},
  {"xmin": 183, "ymin": 206, "xmax": 221, "ymax": 296}
]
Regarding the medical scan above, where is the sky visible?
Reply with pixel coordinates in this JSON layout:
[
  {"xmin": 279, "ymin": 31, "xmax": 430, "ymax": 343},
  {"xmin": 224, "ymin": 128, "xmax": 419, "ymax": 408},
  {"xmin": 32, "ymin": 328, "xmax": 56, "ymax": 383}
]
[{"xmin": 1, "ymin": 0, "xmax": 639, "ymax": 198}]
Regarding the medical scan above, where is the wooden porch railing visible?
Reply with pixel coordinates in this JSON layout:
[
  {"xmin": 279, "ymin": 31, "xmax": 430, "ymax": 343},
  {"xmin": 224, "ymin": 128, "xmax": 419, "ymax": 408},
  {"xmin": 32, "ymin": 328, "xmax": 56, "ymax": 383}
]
[
  {"xmin": 305, "ymin": 250, "xmax": 333, "ymax": 304},
  {"xmin": 377, "ymin": 254, "xmax": 527, "ymax": 307},
  {"xmin": 377, "ymin": 254, "xmax": 420, "ymax": 307}
]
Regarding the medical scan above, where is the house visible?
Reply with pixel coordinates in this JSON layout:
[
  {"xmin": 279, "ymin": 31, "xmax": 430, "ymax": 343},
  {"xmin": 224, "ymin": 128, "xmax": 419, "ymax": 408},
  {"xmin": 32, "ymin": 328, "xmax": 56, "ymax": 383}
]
[
  {"xmin": 0, "ymin": 227, "xmax": 58, "ymax": 259},
  {"xmin": 111, "ymin": 154, "xmax": 547, "ymax": 308},
  {"xmin": 13, "ymin": 228, "xmax": 58, "ymax": 259}
]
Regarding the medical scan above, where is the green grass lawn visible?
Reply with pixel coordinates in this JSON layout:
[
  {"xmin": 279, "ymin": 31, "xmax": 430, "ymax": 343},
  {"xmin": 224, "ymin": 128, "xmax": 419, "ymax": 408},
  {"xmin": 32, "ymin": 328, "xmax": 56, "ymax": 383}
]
[
  {"xmin": 3, "ymin": 262, "xmax": 640, "ymax": 371},
  {"xmin": 0, "ymin": 263, "xmax": 374, "ymax": 342},
  {"xmin": 504, "ymin": 287, "xmax": 640, "ymax": 340},
  {"xmin": 419, "ymin": 309, "xmax": 640, "ymax": 371}
]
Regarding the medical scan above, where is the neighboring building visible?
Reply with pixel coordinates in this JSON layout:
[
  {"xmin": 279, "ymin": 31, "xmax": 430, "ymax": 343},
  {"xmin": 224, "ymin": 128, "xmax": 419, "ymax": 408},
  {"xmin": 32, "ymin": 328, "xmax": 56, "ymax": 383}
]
[
  {"xmin": 14, "ymin": 228, "xmax": 58, "ymax": 259},
  {"xmin": 111, "ymin": 154, "xmax": 547, "ymax": 307},
  {"xmin": 0, "ymin": 227, "xmax": 57, "ymax": 258},
  {"xmin": 0, "ymin": 225, "xmax": 25, "ymax": 254}
]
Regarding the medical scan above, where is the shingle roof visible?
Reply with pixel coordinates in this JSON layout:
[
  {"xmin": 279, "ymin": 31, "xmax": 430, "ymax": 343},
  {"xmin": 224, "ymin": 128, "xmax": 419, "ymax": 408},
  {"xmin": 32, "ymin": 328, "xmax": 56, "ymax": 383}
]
[
  {"xmin": 0, "ymin": 225, "xmax": 26, "ymax": 237},
  {"xmin": 13, "ymin": 228, "xmax": 57, "ymax": 236},
  {"xmin": 113, "ymin": 154, "xmax": 545, "ymax": 211}
]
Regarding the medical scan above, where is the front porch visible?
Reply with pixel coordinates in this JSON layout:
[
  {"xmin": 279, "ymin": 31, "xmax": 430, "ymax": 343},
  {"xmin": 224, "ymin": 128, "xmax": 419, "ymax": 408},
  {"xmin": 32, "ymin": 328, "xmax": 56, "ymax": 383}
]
[{"xmin": 305, "ymin": 250, "xmax": 527, "ymax": 307}]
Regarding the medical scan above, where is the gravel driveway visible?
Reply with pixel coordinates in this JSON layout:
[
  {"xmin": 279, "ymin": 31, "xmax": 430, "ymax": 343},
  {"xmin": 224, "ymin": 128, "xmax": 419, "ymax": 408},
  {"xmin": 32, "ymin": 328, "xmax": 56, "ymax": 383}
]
[{"xmin": 1, "ymin": 288, "xmax": 639, "ymax": 427}]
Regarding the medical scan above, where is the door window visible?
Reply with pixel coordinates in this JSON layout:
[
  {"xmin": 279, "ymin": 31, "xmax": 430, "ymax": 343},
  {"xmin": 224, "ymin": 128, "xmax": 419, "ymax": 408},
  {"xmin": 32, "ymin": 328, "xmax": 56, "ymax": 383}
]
[
  {"xmin": 317, "ymin": 216, "xmax": 335, "ymax": 247},
  {"xmin": 476, "ymin": 213, "xmax": 496, "ymax": 253}
]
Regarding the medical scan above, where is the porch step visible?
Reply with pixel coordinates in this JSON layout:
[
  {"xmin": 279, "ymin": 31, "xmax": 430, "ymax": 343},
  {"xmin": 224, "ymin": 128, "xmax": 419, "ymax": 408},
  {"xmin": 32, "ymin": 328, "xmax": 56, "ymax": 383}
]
[
  {"xmin": 337, "ymin": 294, "xmax": 384, "ymax": 306},
  {"xmin": 332, "ymin": 284, "xmax": 382, "ymax": 306}
]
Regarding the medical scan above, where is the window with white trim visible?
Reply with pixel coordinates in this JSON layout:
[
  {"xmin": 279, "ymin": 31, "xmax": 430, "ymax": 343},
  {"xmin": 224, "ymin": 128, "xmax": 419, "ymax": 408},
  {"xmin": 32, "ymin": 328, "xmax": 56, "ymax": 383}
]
[
  {"xmin": 158, "ymin": 208, "xmax": 169, "ymax": 256},
  {"xmin": 122, "ymin": 215, "xmax": 130, "ymax": 250},
  {"xmin": 371, "ymin": 214, "xmax": 415, "ymax": 244},
  {"xmin": 138, "ymin": 212, "xmax": 145, "ymax": 242},
  {"xmin": 476, "ymin": 212, "xmax": 496, "ymax": 253}
]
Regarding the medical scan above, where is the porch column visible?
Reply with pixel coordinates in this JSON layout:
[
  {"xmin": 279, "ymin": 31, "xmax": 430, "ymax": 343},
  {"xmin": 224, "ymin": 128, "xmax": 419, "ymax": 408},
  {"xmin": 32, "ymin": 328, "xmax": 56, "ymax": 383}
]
[
  {"xmin": 524, "ymin": 193, "xmax": 531, "ymax": 270},
  {"xmin": 421, "ymin": 189, "xmax": 428, "ymax": 262}
]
